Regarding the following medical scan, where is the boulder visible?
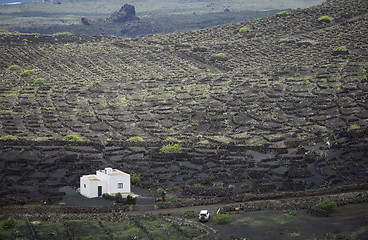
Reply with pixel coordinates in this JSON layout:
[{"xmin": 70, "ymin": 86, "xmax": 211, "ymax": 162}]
[
  {"xmin": 109, "ymin": 4, "xmax": 139, "ymax": 23},
  {"xmin": 81, "ymin": 17, "xmax": 90, "ymax": 26}
]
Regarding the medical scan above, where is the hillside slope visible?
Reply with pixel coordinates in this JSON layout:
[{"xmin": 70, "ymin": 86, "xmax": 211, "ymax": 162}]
[{"xmin": 0, "ymin": 0, "xmax": 367, "ymax": 147}]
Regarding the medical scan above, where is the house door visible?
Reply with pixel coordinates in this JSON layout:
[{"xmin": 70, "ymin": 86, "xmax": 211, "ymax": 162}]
[{"xmin": 98, "ymin": 186, "xmax": 102, "ymax": 196}]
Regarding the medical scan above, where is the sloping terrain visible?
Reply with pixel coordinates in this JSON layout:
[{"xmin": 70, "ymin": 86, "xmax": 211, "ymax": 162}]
[{"xmin": 1, "ymin": 0, "xmax": 367, "ymax": 147}]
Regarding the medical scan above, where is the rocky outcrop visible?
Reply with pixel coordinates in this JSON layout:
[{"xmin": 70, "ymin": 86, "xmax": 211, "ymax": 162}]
[
  {"xmin": 108, "ymin": 4, "xmax": 139, "ymax": 23},
  {"xmin": 81, "ymin": 17, "xmax": 90, "ymax": 26}
]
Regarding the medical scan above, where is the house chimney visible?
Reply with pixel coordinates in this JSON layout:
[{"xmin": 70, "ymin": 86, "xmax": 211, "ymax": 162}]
[{"xmin": 105, "ymin": 167, "xmax": 113, "ymax": 174}]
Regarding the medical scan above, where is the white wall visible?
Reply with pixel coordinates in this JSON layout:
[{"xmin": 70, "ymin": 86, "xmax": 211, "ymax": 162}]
[
  {"xmin": 108, "ymin": 174, "xmax": 131, "ymax": 194},
  {"xmin": 80, "ymin": 176, "xmax": 106, "ymax": 198},
  {"xmin": 80, "ymin": 169, "xmax": 131, "ymax": 198}
]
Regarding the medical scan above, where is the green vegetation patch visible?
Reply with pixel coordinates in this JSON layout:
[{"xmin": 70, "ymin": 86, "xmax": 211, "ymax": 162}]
[
  {"xmin": 32, "ymin": 221, "xmax": 69, "ymax": 239},
  {"xmin": 239, "ymin": 26, "xmax": 249, "ymax": 32},
  {"xmin": 63, "ymin": 134, "xmax": 84, "ymax": 141},
  {"xmin": 278, "ymin": 37, "xmax": 289, "ymax": 43},
  {"xmin": 335, "ymin": 46, "xmax": 348, "ymax": 51},
  {"xmin": 131, "ymin": 173, "xmax": 141, "ymax": 184},
  {"xmin": 276, "ymin": 11, "xmax": 290, "ymax": 15},
  {"xmin": 140, "ymin": 218, "xmax": 185, "ymax": 240},
  {"xmin": 20, "ymin": 69, "xmax": 35, "ymax": 77},
  {"xmin": 34, "ymin": 78, "xmax": 45, "ymax": 84},
  {"xmin": 312, "ymin": 200, "xmax": 337, "ymax": 214},
  {"xmin": 106, "ymin": 220, "xmax": 148, "ymax": 239},
  {"xmin": 184, "ymin": 209, "xmax": 197, "ymax": 217},
  {"xmin": 214, "ymin": 214, "xmax": 231, "ymax": 224},
  {"xmin": 127, "ymin": 136, "xmax": 144, "ymax": 142},
  {"xmin": 213, "ymin": 52, "xmax": 225, "ymax": 58},
  {"xmin": 7, "ymin": 64, "xmax": 20, "ymax": 70},
  {"xmin": 318, "ymin": 15, "xmax": 334, "ymax": 23},
  {"xmin": 67, "ymin": 220, "xmax": 107, "ymax": 239},
  {"xmin": 0, "ymin": 218, "xmax": 30, "ymax": 239},
  {"xmin": 0, "ymin": 135, "xmax": 18, "ymax": 140},
  {"xmin": 160, "ymin": 144, "xmax": 183, "ymax": 154},
  {"xmin": 1, "ymin": 218, "xmax": 17, "ymax": 229}
]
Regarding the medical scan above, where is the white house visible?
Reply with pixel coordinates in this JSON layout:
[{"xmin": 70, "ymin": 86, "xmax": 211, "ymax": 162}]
[{"xmin": 80, "ymin": 167, "xmax": 131, "ymax": 198}]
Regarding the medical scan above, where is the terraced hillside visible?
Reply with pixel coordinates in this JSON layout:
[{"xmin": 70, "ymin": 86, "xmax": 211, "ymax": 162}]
[{"xmin": 0, "ymin": 0, "xmax": 367, "ymax": 148}]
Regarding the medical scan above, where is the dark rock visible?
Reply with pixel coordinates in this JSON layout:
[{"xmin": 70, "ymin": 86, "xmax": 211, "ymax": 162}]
[
  {"xmin": 81, "ymin": 17, "xmax": 90, "ymax": 26},
  {"xmin": 108, "ymin": 4, "xmax": 139, "ymax": 23}
]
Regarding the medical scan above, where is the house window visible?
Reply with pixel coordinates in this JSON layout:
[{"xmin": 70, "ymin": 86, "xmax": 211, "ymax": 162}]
[
  {"xmin": 84, "ymin": 184, "xmax": 86, "ymax": 188},
  {"xmin": 118, "ymin": 183, "xmax": 124, "ymax": 189}
]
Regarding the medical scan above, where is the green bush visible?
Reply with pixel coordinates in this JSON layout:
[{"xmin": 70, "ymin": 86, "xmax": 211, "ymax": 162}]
[
  {"xmin": 164, "ymin": 137, "xmax": 181, "ymax": 143},
  {"xmin": 0, "ymin": 135, "xmax": 18, "ymax": 140},
  {"xmin": 1, "ymin": 218, "xmax": 17, "ymax": 229},
  {"xmin": 228, "ymin": 184, "xmax": 235, "ymax": 190},
  {"xmin": 115, "ymin": 192, "xmax": 122, "ymax": 198},
  {"xmin": 335, "ymin": 46, "xmax": 347, "ymax": 51},
  {"xmin": 214, "ymin": 214, "xmax": 230, "ymax": 224},
  {"xmin": 63, "ymin": 134, "xmax": 84, "ymax": 141},
  {"xmin": 348, "ymin": 124, "xmax": 361, "ymax": 132},
  {"xmin": 313, "ymin": 200, "xmax": 337, "ymax": 213},
  {"xmin": 276, "ymin": 11, "xmax": 290, "ymax": 15},
  {"xmin": 20, "ymin": 69, "xmax": 35, "ymax": 77},
  {"xmin": 318, "ymin": 15, "xmax": 334, "ymax": 23},
  {"xmin": 213, "ymin": 53, "xmax": 225, "ymax": 57},
  {"xmin": 7, "ymin": 64, "xmax": 20, "ymax": 70},
  {"xmin": 127, "ymin": 136, "xmax": 143, "ymax": 142},
  {"xmin": 34, "ymin": 78, "xmax": 45, "ymax": 84},
  {"xmin": 167, "ymin": 195, "xmax": 178, "ymax": 202},
  {"xmin": 239, "ymin": 27, "xmax": 249, "ymax": 33},
  {"xmin": 160, "ymin": 144, "xmax": 182, "ymax": 154},
  {"xmin": 278, "ymin": 37, "xmax": 289, "ymax": 43},
  {"xmin": 125, "ymin": 195, "xmax": 136, "ymax": 205},
  {"xmin": 131, "ymin": 173, "xmax": 140, "ymax": 184}
]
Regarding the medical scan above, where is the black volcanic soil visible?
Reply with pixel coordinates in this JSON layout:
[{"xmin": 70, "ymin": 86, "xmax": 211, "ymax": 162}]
[
  {"xmin": 0, "ymin": 0, "xmax": 367, "ymax": 148},
  {"xmin": 0, "ymin": 136, "xmax": 367, "ymax": 206}
]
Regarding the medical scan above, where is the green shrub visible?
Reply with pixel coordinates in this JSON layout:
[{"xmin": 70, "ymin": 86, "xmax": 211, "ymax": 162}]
[
  {"xmin": 160, "ymin": 144, "xmax": 183, "ymax": 154},
  {"xmin": 63, "ymin": 134, "xmax": 84, "ymax": 141},
  {"xmin": 1, "ymin": 218, "xmax": 17, "ymax": 229},
  {"xmin": 131, "ymin": 173, "xmax": 140, "ymax": 184},
  {"xmin": 228, "ymin": 184, "xmax": 235, "ymax": 190},
  {"xmin": 239, "ymin": 27, "xmax": 249, "ymax": 33},
  {"xmin": 276, "ymin": 11, "xmax": 290, "ymax": 15},
  {"xmin": 164, "ymin": 137, "xmax": 181, "ymax": 143},
  {"xmin": 127, "ymin": 136, "xmax": 143, "ymax": 142},
  {"xmin": 0, "ymin": 135, "xmax": 18, "ymax": 140},
  {"xmin": 125, "ymin": 195, "xmax": 136, "ymax": 205},
  {"xmin": 213, "ymin": 53, "xmax": 225, "ymax": 57},
  {"xmin": 34, "ymin": 78, "xmax": 45, "ymax": 84},
  {"xmin": 157, "ymin": 188, "xmax": 166, "ymax": 201},
  {"xmin": 335, "ymin": 46, "xmax": 347, "ymax": 51},
  {"xmin": 7, "ymin": 64, "xmax": 20, "ymax": 70},
  {"xmin": 20, "ymin": 69, "xmax": 35, "ymax": 77},
  {"xmin": 278, "ymin": 37, "xmax": 289, "ymax": 43},
  {"xmin": 214, "ymin": 214, "xmax": 230, "ymax": 224},
  {"xmin": 313, "ymin": 200, "xmax": 337, "ymax": 213},
  {"xmin": 348, "ymin": 124, "xmax": 362, "ymax": 133},
  {"xmin": 167, "ymin": 195, "xmax": 178, "ymax": 202},
  {"xmin": 115, "ymin": 192, "xmax": 122, "ymax": 198},
  {"xmin": 318, "ymin": 15, "xmax": 334, "ymax": 23},
  {"xmin": 184, "ymin": 209, "xmax": 196, "ymax": 217}
]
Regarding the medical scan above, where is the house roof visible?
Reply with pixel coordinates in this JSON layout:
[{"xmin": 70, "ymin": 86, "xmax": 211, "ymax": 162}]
[
  {"xmin": 82, "ymin": 175, "xmax": 101, "ymax": 181},
  {"xmin": 108, "ymin": 172, "xmax": 124, "ymax": 176}
]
